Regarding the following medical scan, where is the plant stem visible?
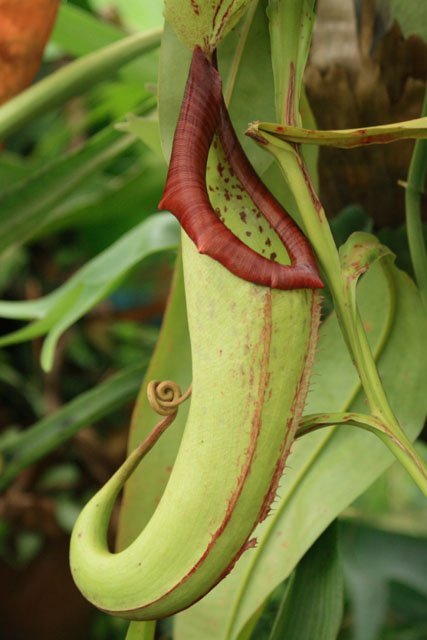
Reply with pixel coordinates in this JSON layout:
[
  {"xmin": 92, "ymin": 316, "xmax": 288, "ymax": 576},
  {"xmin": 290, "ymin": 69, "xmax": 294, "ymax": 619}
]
[
  {"xmin": 405, "ymin": 89, "xmax": 427, "ymax": 312},
  {"xmin": 298, "ymin": 412, "xmax": 427, "ymax": 492},
  {"xmin": 258, "ymin": 136, "xmax": 427, "ymax": 496},
  {"xmin": 261, "ymin": 0, "xmax": 427, "ymax": 495},
  {"xmin": 0, "ymin": 28, "xmax": 162, "ymax": 139},
  {"xmin": 126, "ymin": 621, "xmax": 156, "ymax": 640}
]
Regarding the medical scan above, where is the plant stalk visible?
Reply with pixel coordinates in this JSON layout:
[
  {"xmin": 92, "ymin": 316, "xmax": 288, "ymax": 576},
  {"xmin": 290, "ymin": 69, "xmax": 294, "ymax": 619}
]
[
  {"xmin": 0, "ymin": 28, "xmax": 162, "ymax": 139},
  {"xmin": 262, "ymin": 0, "xmax": 427, "ymax": 495},
  {"xmin": 405, "ymin": 89, "xmax": 427, "ymax": 312}
]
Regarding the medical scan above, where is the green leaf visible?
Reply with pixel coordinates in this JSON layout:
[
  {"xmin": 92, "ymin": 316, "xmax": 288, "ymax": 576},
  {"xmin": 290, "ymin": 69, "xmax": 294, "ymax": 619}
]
[
  {"xmin": 0, "ymin": 126, "xmax": 136, "ymax": 253},
  {"xmin": 341, "ymin": 521, "xmax": 427, "ymax": 640},
  {"xmin": 0, "ymin": 214, "xmax": 179, "ymax": 371},
  {"xmin": 0, "ymin": 362, "xmax": 148, "ymax": 489},
  {"xmin": 39, "ymin": 154, "xmax": 166, "ymax": 244},
  {"xmin": 174, "ymin": 261, "xmax": 427, "ymax": 639},
  {"xmin": 344, "ymin": 442, "xmax": 427, "ymax": 538},
  {"xmin": 89, "ymin": 0, "xmax": 163, "ymax": 32},
  {"xmin": 0, "ymin": 152, "xmax": 34, "ymax": 187},
  {"xmin": 339, "ymin": 232, "xmax": 395, "ymax": 315},
  {"xmin": 385, "ymin": 0, "xmax": 427, "ymax": 41},
  {"xmin": 268, "ymin": 522, "xmax": 343, "ymax": 640},
  {"xmin": 52, "ymin": 4, "xmax": 126, "ymax": 55},
  {"xmin": 218, "ymin": 0, "xmax": 277, "ymax": 176},
  {"xmin": 267, "ymin": 0, "xmax": 316, "ymax": 124},
  {"xmin": 0, "ymin": 27, "xmax": 161, "ymax": 139},
  {"xmin": 117, "ymin": 113, "xmax": 163, "ymax": 158},
  {"xmin": 330, "ymin": 206, "xmax": 373, "ymax": 249}
]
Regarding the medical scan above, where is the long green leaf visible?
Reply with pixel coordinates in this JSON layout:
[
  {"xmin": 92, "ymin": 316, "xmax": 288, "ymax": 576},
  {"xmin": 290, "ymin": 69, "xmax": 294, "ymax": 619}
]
[
  {"xmin": 268, "ymin": 522, "xmax": 343, "ymax": 640},
  {"xmin": 0, "ymin": 214, "xmax": 179, "ymax": 371},
  {"xmin": 89, "ymin": 0, "xmax": 163, "ymax": 32},
  {"xmin": 37, "ymin": 154, "xmax": 166, "ymax": 241},
  {"xmin": 0, "ymin": 28, "xmax": 161, "ymax": 139},
  {"xmin": 341, "ymin": 521, "xmax": 427, "ymax": 640},
  {"xmin": 0, "ymin": 362, "xmax": 148, "ymax": 490},
  {"xmin": 267, "ymin": 0, "xmax": 316, "ymax": 125},
  {"xmin": 0, "ymin": 126, "xmax": 136, "ymax": 253},
  {"xmin": 52, "ymin": 4, "xmax": 160, "ymax": 92},
  {"xmin": 52, "ymin": 4, "xmax": 126, "ymax": 56}
]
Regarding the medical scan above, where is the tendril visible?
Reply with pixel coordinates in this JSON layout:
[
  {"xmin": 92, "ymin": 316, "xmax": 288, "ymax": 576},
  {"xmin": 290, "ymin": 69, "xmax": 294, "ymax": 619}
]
[{"xmin": 147, "ymin": 380, "xmax": 192, "ymax": 416}]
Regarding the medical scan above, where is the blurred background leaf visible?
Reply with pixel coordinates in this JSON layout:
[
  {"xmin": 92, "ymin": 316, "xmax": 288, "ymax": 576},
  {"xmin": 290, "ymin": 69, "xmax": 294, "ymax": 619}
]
[{"xmin": 0, "ymin": 213, "xmax": 179, "ymax": 371}]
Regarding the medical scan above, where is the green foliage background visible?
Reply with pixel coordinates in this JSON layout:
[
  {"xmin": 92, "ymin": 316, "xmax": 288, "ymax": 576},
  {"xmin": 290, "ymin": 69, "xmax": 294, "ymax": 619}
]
[{"xmin": 0, "ymin": 1, "xmax": 425, "ymax": 640}]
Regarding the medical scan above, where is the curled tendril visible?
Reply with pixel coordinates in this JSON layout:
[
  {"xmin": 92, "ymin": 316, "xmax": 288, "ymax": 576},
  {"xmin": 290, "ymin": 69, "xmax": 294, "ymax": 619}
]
[{"xmin": 147, "ymin": 380, "xmax": 192, "ymax": 416}]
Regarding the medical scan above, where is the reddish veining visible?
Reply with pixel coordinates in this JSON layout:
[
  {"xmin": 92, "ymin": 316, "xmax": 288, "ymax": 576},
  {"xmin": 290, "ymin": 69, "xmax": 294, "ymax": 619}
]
[
  {"xmin": 159, "ymin": 46, "xmax": 323, "ymax": 291},
  {"xmin": 285, "ymin": 62, "xmax": 296, "ymax": 127},
  {"xmin": 190, "ymin": 0, "xmax": 200, "ymax": 16},
  {"xmin": 297, "ymin": 153, "xmax": 323, "ymax": 215},
  {"xmin": 353, "ymin": 133, "xmax": 395, "ymax": 146},
  {"xmin": 212, "ymin": 0, "xmax": 225, "ymax": 29},
  {"xmin": 212, "ymin": 0, "xmax": 237, "ymax": 42},
  {"xmin": 257, "ymin": 291, "xmax": 321, "ymax": 522}
]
